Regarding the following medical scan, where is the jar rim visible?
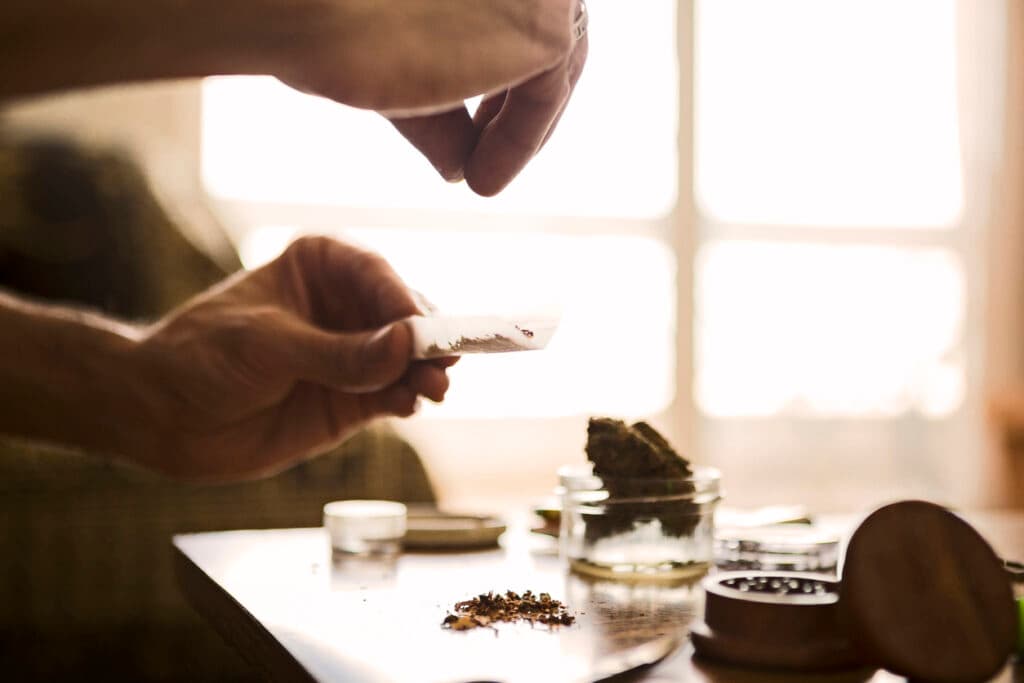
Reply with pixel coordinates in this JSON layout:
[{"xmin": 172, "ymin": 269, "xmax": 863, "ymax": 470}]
[
  {"xmin": 588, "ymin": 493, "xmax": 722, "ymax": 507},
  {"xmin": 557, "ymin": 462, "xmax": 721, "ymax": 487}
]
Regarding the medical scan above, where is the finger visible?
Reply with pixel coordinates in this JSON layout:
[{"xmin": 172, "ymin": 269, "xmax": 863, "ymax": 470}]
[
  {"xmin": 390, "ymin": 106, "xmax": 476, "ymax": 182},
  {"xmin": 473, "ymin": 91, "xmax": 507, "ymax": 132},
  {"xmin": 431, "ymin": 356, "xmax": 460, "ymax": 369},
  {"xmin": 221, "ymin": 380, "xmax": 419, "ymax": 482},
  {"xmin": 276, "ymin": 236, "xmax": 420, "ymax": 329},
  {"xmin": 359, "ymin": 384, "xmax": 420, "ymax": 420},
  {"xmin": 288, "ymin": 383, "xmax": 419, "ymax": 450},
  {"xmin": 288, "ymin": 320, "xmax": 413, "ymax": 393},
  {"xmin": 403, "ymin": 363, "xmax": 450, "ymax": 403},
  {"xmin": 464, "ymin": 60, "xmax": 571, "ymax": 197},
  {"xmin": 409, "ymin": 289, "xmax": 440, "ymax": 315}
]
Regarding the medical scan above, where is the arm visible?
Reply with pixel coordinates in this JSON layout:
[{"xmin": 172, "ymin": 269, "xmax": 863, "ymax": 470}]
[
  {"xmin": 0, "ymin": 237, "xmax": 451, "ymax": 482},
  {"xmin": 1, "ymin": 0, "xmax": 571, "ymax": 109},
  {"xmin": 1, "ymin": 0, "xmax": 587, "ymax": 195},
  {"xmin": 0, "ymin": 0, "xmax": 287, "ymax": 99},
  {"xmin": 0, "ymin": 291, "xmax": 150, "ymax": 458}
]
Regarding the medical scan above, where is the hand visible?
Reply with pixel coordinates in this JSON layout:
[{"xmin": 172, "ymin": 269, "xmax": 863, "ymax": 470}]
[
  {"xmin": 277, "ymin": 0, "xmax": 589, "ymax": 196},
  {"xmin": 130, "ymin": 236, "xmax": 450, "ymax": 481}
]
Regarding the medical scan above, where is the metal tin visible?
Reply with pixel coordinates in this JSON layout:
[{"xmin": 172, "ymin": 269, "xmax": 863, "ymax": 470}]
[{"xmin": 713, "ymin": 524, "xmax": 841, "ymax": 574}]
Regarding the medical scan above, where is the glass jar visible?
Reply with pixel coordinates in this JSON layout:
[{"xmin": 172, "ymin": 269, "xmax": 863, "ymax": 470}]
[{"xmin": 558, "ymin": 464, "xmax": 721, "ymax": 582}]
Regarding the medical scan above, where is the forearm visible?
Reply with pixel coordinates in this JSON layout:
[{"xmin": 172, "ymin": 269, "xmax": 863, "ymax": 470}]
[
  {"xmin": 0, "ymin": 0, "xmax": 313, "ymax": 99},
  {"xmin": 0, "ymin": 291, "xmax": 151, "ymax": 457}
]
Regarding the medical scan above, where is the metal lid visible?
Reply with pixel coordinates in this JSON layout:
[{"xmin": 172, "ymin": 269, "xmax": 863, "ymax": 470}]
[{"xmin": 714, "ymin": 524, "xmax": 841, "ymax": 574}]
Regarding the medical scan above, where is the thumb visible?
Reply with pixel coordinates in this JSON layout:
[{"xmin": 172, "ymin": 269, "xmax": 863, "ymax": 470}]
[
  {"xmin": 390, "ymin": 107, "xmax": 476, "ymax": 183},
  {"xmin": 332, "ymin": 322, "xmax": 413, "ymax": 392},
  {"xmin": 292, "ymin": 321, "xmax": 412, "ymax": 393}
]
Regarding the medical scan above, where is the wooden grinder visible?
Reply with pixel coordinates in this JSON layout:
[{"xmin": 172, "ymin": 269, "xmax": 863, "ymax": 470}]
[
  {"xmin": 690, "ymin": 572, "xmax": 861, "ymax": 670},
  {"xmin": 692, "ymin": 500, "xmax": 1019, "ymax": 681},
  {"xmin": 840, "ymin": 500, "xmax": 1017, "ymax": 682}
]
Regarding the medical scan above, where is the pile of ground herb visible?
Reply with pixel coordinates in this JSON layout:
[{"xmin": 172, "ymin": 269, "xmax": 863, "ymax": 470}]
[
  {"xmin": 441, "ymin": 590, "xmax": 575, "ymax": 631},
  {"xmin": 424, "ymin": 334, "xmax": 525, "ymax": 356},
  {"xmin": 583, "ymin": 417, "xmax": 698, "ymax": 542}
]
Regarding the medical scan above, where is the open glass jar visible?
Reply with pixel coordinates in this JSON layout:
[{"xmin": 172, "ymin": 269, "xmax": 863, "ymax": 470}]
[{"xmin": 558, "ymin": 464, "xmax": 722, "ymax": 582}]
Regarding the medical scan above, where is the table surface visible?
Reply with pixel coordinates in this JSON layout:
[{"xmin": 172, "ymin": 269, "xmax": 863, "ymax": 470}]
[{"xmin": 173, "ymin": 510, "xmax": 1024, "ymax": 683}]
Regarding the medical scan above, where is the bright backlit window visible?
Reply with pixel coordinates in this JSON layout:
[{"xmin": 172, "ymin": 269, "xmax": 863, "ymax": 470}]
[
  {"xmin": 202, "ymin": 1, "xmax": 680, "ymax": 419},
  {"xmin": 695, "ymin": 0, "xmax": 962, "ymax": 228},
  {"xmin": 694, "ymin": 0, "xmax": 965, "ymax": 420},
  {"xmin": 695, "ymin": 242, "xmax": 964, "ymax": 418}
]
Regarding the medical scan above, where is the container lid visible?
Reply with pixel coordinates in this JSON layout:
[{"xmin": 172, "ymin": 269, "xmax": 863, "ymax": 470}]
[
  {"xmin": 323, "ymin": 500, "xmax": 407, "ymax": 543},
  {"xmin": 404, "ymin": 508, "xmax": 506, "ymax": 549},
  {"xmin": 839, "ymin": 500, "xmax": 1017, "ymax": 683},
  {"xmin": 714, "ymin": 524, "xmax": 841, "ymax": 573}
]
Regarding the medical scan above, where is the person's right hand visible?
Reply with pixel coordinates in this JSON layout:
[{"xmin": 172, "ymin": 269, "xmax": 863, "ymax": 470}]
[
  {"xmin": 276, "ymin": 0, "xmax": 589, "ymax": 196},
  {"xmin": 126, "ymin": 236, "xmax": 451, "ymax": 482}
]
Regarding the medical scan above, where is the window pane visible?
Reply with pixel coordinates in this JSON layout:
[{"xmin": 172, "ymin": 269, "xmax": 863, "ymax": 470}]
[
  {"xmin": 242, "ymin": 228, "xmax": 677, "ymax": 418},
  {"xmin": 202, "ymin": 1, "xmax": 678, "ymax": 218},
  {"xmin": 695, "ymin": 0, "xmax": 962, "ymax": 227},
  {"xmin": 695, "ymin": 241, "xmax": 965, "ymax": 418}
]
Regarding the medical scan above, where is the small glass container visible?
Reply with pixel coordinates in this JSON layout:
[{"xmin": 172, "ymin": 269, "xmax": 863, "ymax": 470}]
[
  {"xmin": 558, "ymin": 464, "xmax": 721, "ymax": 581},
  {"xmin": 323, "ymin": 500, "xmax": 407, "ymax": 557}
]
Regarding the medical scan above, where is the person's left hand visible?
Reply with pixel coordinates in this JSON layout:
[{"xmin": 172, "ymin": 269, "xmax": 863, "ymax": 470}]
[
  {"xmin": 126, "ymin": 236, "xmax": 449, "ymax": 481},
  {"xmin": 273, "ymin": 0, "xmax": 589, "ymax": 197},
  {"xmin": 390, "ymin": 8, "xmax": 589, "ymax": 196}
]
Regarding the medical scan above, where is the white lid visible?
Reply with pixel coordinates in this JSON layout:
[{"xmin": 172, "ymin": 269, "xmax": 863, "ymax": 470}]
[{"xmin": 323, "ymin": 500, "xmax": 407, "ymax": 543}]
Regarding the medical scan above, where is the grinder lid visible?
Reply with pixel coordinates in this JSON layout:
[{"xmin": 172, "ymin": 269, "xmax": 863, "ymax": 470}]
[{"xmin": 839, "ymin": 500, "xmax": 1017, "ymax": 683}]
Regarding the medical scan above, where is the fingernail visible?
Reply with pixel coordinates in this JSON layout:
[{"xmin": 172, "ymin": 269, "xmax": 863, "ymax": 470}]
[{"xmin": 443, "ymin": 167, "xmax": 465, "ymax": 183}]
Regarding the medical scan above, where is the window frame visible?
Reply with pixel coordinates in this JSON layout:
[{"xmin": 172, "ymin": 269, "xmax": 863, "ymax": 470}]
[{"xmin": 199, "ymin": 0, "xmax": 1009, "ymax": 510}]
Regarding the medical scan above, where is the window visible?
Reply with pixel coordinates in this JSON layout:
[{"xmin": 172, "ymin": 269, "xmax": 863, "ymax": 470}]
[
  {"xmin": 201, "ymin": 0, "xmax": 985, "ymax": 508},
  {"xmin": 695, "ymin": 0, "xmax": 964, "ymax": 417},
  {"xmin": 693, "ymin": 0, "xmax": 972, "ymax": 508},
  {"xmin": 696, "ymin": 242, "xmax": 965, "ymax": 419},
  {"xmin": 695, "ymin": 0, "xmax": 962, "ymax": 229}
]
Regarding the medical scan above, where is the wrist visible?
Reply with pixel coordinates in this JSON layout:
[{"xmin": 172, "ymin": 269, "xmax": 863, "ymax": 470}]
[{"xmin": 0, "ymin": 293, "xmax": 153, "ymax": 461}]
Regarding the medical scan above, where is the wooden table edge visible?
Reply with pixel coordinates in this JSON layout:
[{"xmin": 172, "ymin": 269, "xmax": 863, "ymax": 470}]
[{"xmin": 172, "ymin": 534, "xmax": 316, "ymax": 683}]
